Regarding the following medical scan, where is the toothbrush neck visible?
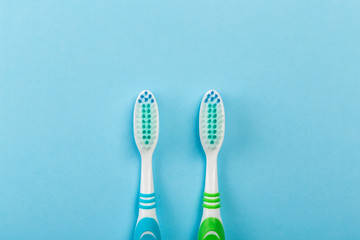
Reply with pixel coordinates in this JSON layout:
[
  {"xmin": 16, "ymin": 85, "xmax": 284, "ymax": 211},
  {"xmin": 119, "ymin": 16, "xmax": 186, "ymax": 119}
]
[
  {"xmin": 140, "ymin": 153, "xmax": 154, "ymax": 194},
  {"xmin": 205, "ymin": 152, "xmax": 219, "ymax": 193}
]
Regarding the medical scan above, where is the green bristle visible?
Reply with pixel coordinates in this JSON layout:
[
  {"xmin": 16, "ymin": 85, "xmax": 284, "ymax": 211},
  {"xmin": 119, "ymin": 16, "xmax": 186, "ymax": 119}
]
[
  {"xmin": 135, "ymin": 98, "xmax": 158, "ymax": 149},
  {"xmin": 200, "ymin": 95, "xmax": 224, "ymax": 149}
]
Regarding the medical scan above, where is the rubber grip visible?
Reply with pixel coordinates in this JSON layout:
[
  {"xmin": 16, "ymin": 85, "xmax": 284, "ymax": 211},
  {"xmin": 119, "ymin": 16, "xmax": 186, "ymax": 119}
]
[
  {"xmin": 198, "ymin": 217, "xmax": 225, "ymax": 240},
  {"xmin": 134, "ymin": 218, "xmax": 161, "ymax": 240}
]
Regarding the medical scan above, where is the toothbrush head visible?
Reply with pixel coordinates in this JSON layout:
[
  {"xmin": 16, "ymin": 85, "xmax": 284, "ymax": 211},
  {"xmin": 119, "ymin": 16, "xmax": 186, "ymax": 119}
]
[
  {"xmin": 199, "ymin": 90, "xmax": 225, "ymax": 153},
  {"xmin": 133, "ymin": 90, "xmax": 159, "ymax": 153}
]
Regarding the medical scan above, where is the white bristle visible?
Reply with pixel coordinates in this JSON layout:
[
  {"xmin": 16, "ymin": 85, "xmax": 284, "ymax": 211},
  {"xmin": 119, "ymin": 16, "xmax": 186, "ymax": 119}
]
[
  {"xmin": 199, "ymin": 90, "xmax": 225, "ymax": 151},
  {"xmin": 133, "ymin": 90, "xmax": 160, "ymax": 153}
]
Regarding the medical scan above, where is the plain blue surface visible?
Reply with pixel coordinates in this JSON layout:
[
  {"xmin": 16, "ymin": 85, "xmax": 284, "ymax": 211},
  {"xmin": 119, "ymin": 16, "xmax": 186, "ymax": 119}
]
[{"xmin": 1, "ymin": 1, "xmax": 360, "ymax": 239}]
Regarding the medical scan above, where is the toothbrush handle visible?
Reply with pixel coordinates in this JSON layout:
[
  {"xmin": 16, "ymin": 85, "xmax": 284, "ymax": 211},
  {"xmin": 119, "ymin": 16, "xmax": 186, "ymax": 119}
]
[
  {"xmin": 198, "ymin": 192, "xmax": 225, "ymax": 240},
  {"xmin": 134, "ymin": 218, "xmax": 161, "ymax": 240},
  {"xmin": 134, "ymin": 193, "xmax": 161, "ymax": 240}
]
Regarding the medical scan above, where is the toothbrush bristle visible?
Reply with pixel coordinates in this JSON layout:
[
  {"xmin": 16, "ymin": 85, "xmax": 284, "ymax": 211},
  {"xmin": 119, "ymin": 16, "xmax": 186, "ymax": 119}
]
[
  {"xmin": 134, "ymin": 91, "xmax": 159, "ymax": 150},
  {"xmin": 200, "ymin": 90, "xmax": 225, "ymax": 149}
]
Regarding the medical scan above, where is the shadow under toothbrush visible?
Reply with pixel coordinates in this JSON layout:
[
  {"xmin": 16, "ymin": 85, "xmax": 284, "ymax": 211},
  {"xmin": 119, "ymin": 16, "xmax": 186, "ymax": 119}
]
[
  {"xmin": 190, "ymin": 97, "xmax": 207, "ymax": 240},
  {"xmin": 219, "ymin": 93, "xmax": 255, "ymax": 239},
  {"xmin": 127, "ymin": 95, "xmax": 141, "ymax": 240}
]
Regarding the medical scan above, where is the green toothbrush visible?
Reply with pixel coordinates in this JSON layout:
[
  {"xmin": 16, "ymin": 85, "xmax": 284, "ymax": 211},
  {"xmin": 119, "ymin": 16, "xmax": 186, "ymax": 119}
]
[{"xmin": 198, "ymin": 90, "xmax": 225, "ymax": 240}]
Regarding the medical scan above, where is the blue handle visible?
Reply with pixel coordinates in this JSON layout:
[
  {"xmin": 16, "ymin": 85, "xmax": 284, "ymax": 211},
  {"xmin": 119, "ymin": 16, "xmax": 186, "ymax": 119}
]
[{"xmin": 134, "ymin": 218, "xmax": 161, "ymax": 240}]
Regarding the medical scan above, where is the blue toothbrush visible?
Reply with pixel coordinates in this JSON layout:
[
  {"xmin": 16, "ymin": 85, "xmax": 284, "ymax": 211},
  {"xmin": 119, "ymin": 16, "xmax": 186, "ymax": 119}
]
[{"xmin": 133, "ymin": 90, "xmax": 161, "ymax": 240}]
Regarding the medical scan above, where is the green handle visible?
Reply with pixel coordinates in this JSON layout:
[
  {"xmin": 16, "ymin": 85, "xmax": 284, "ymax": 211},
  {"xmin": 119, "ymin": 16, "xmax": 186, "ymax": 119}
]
[
  {"xmin": 198, "ymin": 192, "xmax": 225, "ymax": 240},
  {"xmin": 198, "ymin": 217, "xmax": 225, "ymax": 240}
]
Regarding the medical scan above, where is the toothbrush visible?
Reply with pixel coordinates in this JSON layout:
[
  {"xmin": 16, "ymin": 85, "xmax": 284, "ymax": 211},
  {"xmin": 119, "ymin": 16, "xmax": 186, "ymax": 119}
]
[
  {"xmin": 198, "ymin": 90, "xmax": 225, "ymax": 240},
  {"xmin": 133, "ymin": 90, "xmax": 161, "ymax": 240}
]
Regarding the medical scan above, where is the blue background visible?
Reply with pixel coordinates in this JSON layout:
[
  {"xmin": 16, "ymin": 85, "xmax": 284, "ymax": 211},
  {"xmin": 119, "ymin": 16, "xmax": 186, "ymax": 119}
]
[{"xmin": 1, "ymin": 1, "xmax": 360, "ymax": 239}]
